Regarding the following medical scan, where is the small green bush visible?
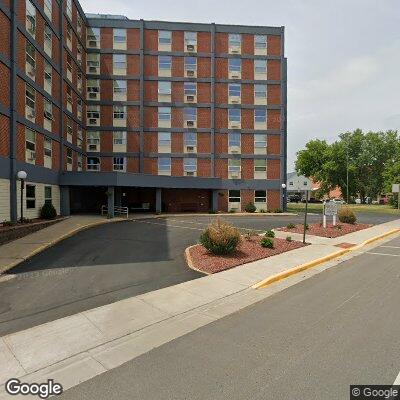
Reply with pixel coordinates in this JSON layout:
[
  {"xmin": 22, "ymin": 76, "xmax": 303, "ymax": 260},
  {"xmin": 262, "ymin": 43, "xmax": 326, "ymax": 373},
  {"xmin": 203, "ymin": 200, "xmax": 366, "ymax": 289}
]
[
  {"xmin": 244, "ymin": 202, "xmax": 256, "ymax": 213},
  {"xmin": 286, "ymin": 223, "xmax": 296, "ymax": 229},
  {"xmin": 264, "ymin": 230, "xmax": 275, "ymax": 238},
  {"xmin": 229, "ymin": 208, "xmax": 236, "ymax": 213},
  {"xmin": 40, "ymin": 202, "xmax": 57, "ymax": 220},
  {"xmin": 259, "ymin": 209, "xmax": 266, "ymax": 213},
  {"xmin": 200, "ymin": 218, "xmax": 241, "ymax": 255},
  {"xmin": 243, "ymin": 229, "xmax": 258, "ymax": 241},
  {"xmin": 335, "ymin": 224, "xmax": 342, "ymax": 230},
  {"xmin": 2, "ymin": 220, "xmax": 15, "ymax": 227},
  {"xmin": 305, "ymin": 223, "xmax": 310, "ymax": 230},
  {"xmin": 273, "ymin": 208, "xmax": 283, "ymax": 213},
  {"xmin": 338, "ymin": 207, "xmax": 357, "ymax": 224},
  {"xmin": 261, "ymin": 237, "xmax": 274, "ymax": 248},
  {"xmin": 286, "ymin": 236, "xmax": 292, "ymax": 242}
]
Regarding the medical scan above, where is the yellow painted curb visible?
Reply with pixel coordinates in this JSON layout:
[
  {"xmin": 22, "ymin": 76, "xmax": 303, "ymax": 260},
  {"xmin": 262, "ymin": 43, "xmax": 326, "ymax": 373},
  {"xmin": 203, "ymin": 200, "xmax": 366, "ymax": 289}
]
[{"xmin": 252, "ymin": 228, "xmax": 400, "ymax": 290}]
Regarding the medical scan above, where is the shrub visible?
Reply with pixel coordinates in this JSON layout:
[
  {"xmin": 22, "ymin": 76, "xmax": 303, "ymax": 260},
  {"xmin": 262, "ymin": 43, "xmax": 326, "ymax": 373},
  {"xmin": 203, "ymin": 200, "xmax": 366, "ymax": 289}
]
[
  {"xmin": 2, "ymin": 220, "xmax": 15, "ymax": 227},
  {"xmin": 244, "ymin": 202, "xmax": 257, "ymax": 213},
  {"xmin": 259, "ymin": 209, "xmax": 266, "ymax": 213},
  {"xmin": 286, "ymin": 223, "xmax": 296, "ymax": 229},
  {"xmin": 229, "ymin": 208, "xmax": 236, "ymax": 213},
  {"xmin": 243, "ymin": 229, "xmax": 258, "ymax": 241},
  {"xmin": 200, "ymin": 218, "xmax": 241, "ymax": 255},
  {"xmin": 286, "ymin": 236, "xmax": 292, "ymax": 242},
  {"xmin": 338, "ymin": 207, "xmax": 357, "ymax": 224},
  {"xmin": 273, "ymin": 208, "xmax": 283, "ymax": 213},
  {"xmin": 335, "ymin": 224, "xmax": 342, "ymax": 230},
  {"xmin": 264, "ymin": 230, "xmax": 275, "ymax": 238},
  {"xmin": 261, "ymin": 237, "xmax": 274, "ymax": 248},
  {"xmin": 40, "ymin": 202, "xmax": 57, "ymax": 220},
  {"xmin": 305, "ymin": 223, "xmax": 310, "ymax": 230}
]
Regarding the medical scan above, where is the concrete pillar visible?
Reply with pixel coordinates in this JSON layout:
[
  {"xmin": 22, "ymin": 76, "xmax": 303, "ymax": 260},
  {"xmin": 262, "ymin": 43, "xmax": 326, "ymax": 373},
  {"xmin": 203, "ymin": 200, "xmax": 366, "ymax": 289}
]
[
  {"xmin": 107, "ymin": 187, "xmax": 115, "ymax": 218},
  {"xmin": 156, "ymin": 188, "xmax": 162, "ymax": 213},
  {"xmin": 60, "ymin": 186, "xmax": 70, "ymax": 216},
  {"xmin": 211, "ymin": 189, "xmax": 219, "ymax": 212}
]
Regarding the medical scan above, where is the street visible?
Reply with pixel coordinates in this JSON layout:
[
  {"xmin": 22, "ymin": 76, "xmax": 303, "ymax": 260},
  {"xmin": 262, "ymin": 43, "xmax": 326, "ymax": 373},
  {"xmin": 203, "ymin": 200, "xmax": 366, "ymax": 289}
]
[{"xmin": 58, "ymin": 235, "xmax": 400, "ymax": 400}]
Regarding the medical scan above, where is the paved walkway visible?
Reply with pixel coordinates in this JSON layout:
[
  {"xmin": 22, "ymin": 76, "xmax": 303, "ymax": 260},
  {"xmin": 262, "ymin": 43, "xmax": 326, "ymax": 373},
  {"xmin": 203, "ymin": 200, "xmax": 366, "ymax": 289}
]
[{"xmin": 0, "ymin": 219, "xmax": 399, "ymax": 398}]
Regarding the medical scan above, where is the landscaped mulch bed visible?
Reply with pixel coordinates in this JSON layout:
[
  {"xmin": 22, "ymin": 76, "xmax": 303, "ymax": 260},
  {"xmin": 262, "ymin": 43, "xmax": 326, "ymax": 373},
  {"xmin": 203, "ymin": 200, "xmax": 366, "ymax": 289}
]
[
  {"xmin": 278, "ymin": 222, "xmax": 372, "ymax": 238},
  {"xmin": 188, "ymin": 236, "xmax": 308, "ymax": 274}
]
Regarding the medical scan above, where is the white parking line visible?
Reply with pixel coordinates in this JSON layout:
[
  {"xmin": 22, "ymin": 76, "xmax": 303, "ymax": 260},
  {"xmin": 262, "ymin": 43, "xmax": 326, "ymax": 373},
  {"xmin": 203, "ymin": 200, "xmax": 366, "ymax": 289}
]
[
  {"xmin": 136, "ymin": 220, "xmax": 204, "ymax": 231},
  {"xmin": 365, "ymin": 252, "xmax": 400, "ymax": 257},
  {"xmin": 393, "ymin": 370, "xmax": 400, "ymax": 385},
  {"xmin": 380, "ymin": 245, "xmax": 400, "ymax": 249}
]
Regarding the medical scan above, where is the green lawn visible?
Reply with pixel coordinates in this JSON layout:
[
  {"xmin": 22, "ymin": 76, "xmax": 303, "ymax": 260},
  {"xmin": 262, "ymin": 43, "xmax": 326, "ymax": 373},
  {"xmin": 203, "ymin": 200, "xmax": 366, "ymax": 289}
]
[{"xmin": 287, "ymin": 203, "xmax": 400, "ymax": 215}]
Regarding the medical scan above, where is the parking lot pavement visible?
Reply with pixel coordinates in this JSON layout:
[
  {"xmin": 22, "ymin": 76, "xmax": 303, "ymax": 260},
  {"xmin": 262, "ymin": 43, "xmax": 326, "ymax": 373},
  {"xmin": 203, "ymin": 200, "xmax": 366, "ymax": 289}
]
[{"xmin": 0, "ymin": 212, "xmax": 398, "ymax": 336}]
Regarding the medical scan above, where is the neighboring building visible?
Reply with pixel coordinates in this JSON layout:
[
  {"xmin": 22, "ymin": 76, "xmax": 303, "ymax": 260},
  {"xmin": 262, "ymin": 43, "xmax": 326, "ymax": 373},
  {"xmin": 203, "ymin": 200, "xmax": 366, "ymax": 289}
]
[
  {"xmin": 0, "ymin": 1, "xmax": 287, "ymax": 221},
  {"xmin": 287, "ymin": 172, "xmax": 312, "ymax": 191}
]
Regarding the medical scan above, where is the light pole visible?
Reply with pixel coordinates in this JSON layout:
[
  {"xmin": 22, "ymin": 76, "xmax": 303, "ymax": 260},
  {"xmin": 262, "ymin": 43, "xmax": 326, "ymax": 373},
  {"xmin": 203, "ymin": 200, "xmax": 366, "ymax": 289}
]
[
  {"xmin": 281, "ymin": 183, "xmax": 286, "ymax": 211},
  {"xmin": 17, "ymin": 170, "xmax": 27, "ymax": 223}
]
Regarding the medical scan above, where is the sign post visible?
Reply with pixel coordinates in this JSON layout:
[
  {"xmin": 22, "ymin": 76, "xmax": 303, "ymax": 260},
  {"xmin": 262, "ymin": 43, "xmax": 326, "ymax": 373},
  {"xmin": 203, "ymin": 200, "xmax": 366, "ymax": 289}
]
[
  {"xmin": 393, "ymin": 184, "xmax": 400, "ymax": 211},
  {"xmin": 323, "ymin": 201, "xmax": 338, "ymax": 227}
]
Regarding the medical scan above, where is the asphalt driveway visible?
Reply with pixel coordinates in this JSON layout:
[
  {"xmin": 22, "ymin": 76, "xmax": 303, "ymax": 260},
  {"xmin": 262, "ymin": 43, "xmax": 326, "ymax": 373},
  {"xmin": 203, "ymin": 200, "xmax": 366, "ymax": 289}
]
[{"xmin": 0, "ymin": 212, "xmax": 397, "ymax": 336}]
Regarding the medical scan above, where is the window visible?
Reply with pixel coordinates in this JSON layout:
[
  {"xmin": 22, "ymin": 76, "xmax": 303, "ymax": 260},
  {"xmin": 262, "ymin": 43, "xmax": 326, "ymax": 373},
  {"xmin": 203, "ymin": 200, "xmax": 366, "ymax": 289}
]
[
  {"xmin": 185, "ymin": 57, "xmax": 197, "ymax": 73},
  {"xmin": 254, "ymin": 35, "xmax": 267, "ymax": 50},
  {"xmin": 113, "ymin": 29, "xmax": 126, "ymax": 46},
  {"xmin": 77, "ymin": 154, "xmax": 82, "ymax": 171},
  {"xmin": 255, "ymin": 109, "xmax": 267, "ymax": 124},
  {"xmin": 228, "ymin": 190, "xmax": 240, "ymax": 203},
  {"xmin": 26, "ymin": 41, "xmax": 35, "ymax": 72},
  {"xmin": 229, "ymin": 58, "xmax": 241, "ymax": 74},
  {"xmin": 158, "ymin": 30, "xmax": 171, "ymax": 46},
  {"xmin": 113, "ymin": 54, "xmax": 126, "ymax": 70},
  {"xmin": 158, "ymin": 56, "xmax": 171, "ymax": 71},
  {"xmin": 66, "ymin": 54, "xmax": 72, "ymax": 79},
  {"xmin": 114, "ymin": 80, "xmax": 127, "ymax": 94},
  {"xmin": 87, "ymin": 157, "xmax": 100, "ymax": 171},
  {"xmin": 77, "ymin": 44, "xmax": 82, "ymax": 65},
  {"xmin": 66, "ymin": 118, "xmax": 73, "ymax": 142},
  {"xmin": 26, "ymin": 0, "xmax": 36, "ymax": 37},
  {"xmin": 44, "ymin": 186, "xmax": 52, "ymax": 205},
  {"xmin": 229, "ymin": 34, "xmax": 241, "ymax": 48},
  {"xmin": 229, "ymin": 83, "xmax": 241, "ymax": 97},
  {"xmin": 77, "ymin": 72, "xmax": 82, "ymax": 92},
  {"xmin": 113, "ymin": 157, "xmax": 126, "ymax": 171},
  {"xmin": 113, "ymin": 105, "xmax": 126, "ymax": 119},
  {"xmin": 44, "ymin": 61, "xmax": 52, "ymax": 92},
  {"xmin": 66, "ymin": 0, "xmax": 72, "ymax": 18},
  {"xmin": 77, "ymin": 15, "xmax": 82, "ymax": 37},
  {"xmin": 44, "ymin": 0, "xmax": 52, "ymax": 20},
  {"xmin": 158, "ymin": 107, "xmax": 171, "ymax": 121},
  {"xmin": 184, "ymin": 107, "xmax": 197, "ymax": 121},
  {"xmin": 87, "ymin": 132, "xmax": 100, "ymax": 148},
  {"xmin": 26, "ymin": 185, "xmax": 36, "ymax": 209},
  {"xmin": 254, "ymin": 84, "xmax": 267, "ymax": 99},
  {"xmin": 158, "ymin": 157, "xmax": 171, "ymax": 173},
  {"xmin": 66, "ymin": 86, "xmax": 72, "ymax": 110},
  {"xmin": 113, "ymin": 131, "xmax": 127, "ymax": 145},
  {"xmin": 228, "ymin": 132, "xmax": 241, "ymax": 147},
  {"xmin": 87, "ymin": 79, "xmax": 100, "ymax": 98},
  {"xmin": 87, "ymin": 27, "xmax": 100, "ymax": 47},
  {"xmin": 87, "ymin": 54, "xmax": 100, "ymax": 74},
  {"xmin": 184, "ymin": 82, "xmax": 197, "ymax": 96},
  {"xmin": 26, "ymin": 84, "xmax": 36, "ymax": 111},
  {"xmin": 184, "ymin": 31, "xmax": 197, "ymax": 50},
  {"xmin": 66, "ymin": 22, "xmax": 72, "ymax": 48},
  {"xmin": 87, "ymin": 105, "xmax": 100, "ymax": 122},
  {"xmin": 66, "ymin": 148, "xmax": 73, "ymax": 167},
  {"xmin": 77, "ymin": 99, "xmax": 82, "ymax": 119},
  {"xmin": 158, "ymin": 81, "xmax": 171, "ymax": 95},
  {"xmin": 44, "ymin": 24, "xmax": 52, "ymax": 56},
  {"xmin": 254, "ymin": 133, "xmax": 267, "ymax": 148},
  {"xmin": 25, "ymin": 128, "xmax": 36, "ymax": 152},
  {"xmin": 44, "ymin": 137, "xmax": 52, "ymax": 158},
  {"xmin": 255, "ymin": 190, "xmax": 266, "ymax": 203},
  {"xmin": 158, "ymin": 132, "xmax": 171, "ymax": 147},
  {"xmin": 228, "ymin": 159, "xmax": 241, "ymax": 173},
  {"xmin": 184, "ymin": 158, "xmax": 197, "ymax": 172},
  {"xmin": 228, "ymin": 108, "xmax": 241, "ymax": 123},
  {"xmin": 254, "ymin": 159, "xmax": 267, "ymax": 172},
  {"xmin": 184, "ymin": 132, "xmax": 197, "ymax": 146},
  {"xmin": 77, "ymin": 129, "xmax": 83, "ymax": 148},
  {"xmin": 255, "ymin": 59, "xmax": 267, "ymax": 75},
  {"xmin": 44, "ymin": 98, "xmax": 53, "ymax": 121}
]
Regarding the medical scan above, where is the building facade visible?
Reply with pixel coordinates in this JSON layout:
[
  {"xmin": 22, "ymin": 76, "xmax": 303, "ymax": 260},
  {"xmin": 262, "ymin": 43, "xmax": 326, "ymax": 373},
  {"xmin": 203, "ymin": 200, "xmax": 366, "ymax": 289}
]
[{"xmin": 0, "ymin": 0, "xmax": 287, "ymax": 221}]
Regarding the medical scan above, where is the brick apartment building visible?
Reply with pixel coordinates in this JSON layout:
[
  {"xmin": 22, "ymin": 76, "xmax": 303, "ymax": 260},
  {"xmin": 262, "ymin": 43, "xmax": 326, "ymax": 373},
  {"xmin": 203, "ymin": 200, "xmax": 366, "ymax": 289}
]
[{"xmin": 0, "ymin": 0, "xmax": 287, "ymax": 221}]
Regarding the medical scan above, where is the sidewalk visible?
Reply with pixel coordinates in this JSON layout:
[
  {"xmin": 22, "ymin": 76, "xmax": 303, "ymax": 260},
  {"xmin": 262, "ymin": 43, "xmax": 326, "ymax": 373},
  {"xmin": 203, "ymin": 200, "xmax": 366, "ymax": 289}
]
[
  {"xmin": 0, "ymin": 219, "xmax": 399, "ymax": 398},
  {"xmin": 0, "ymin": 215, "xmax": 126, "ymax": 274}
]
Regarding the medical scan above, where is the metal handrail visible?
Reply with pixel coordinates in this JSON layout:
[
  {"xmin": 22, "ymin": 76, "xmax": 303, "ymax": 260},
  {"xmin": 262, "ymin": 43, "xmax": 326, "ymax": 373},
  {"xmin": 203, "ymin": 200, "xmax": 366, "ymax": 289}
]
[{"xmin": 101, "ymin": 205, "xmax": 129, "ymax": 218}]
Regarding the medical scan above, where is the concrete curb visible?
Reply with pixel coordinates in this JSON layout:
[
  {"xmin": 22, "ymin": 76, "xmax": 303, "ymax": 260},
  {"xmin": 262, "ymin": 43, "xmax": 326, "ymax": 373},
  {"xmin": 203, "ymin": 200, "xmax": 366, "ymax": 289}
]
[
  {"xmin": 155, "ymin": 212, "xmax": 296, "ymax": 218},
  {"xmin": 252, "ymin": 228, "xmax": 400, "ymax": 289},
  {"xmin": 0, "ymin": 218, "xmax": 125, "ymax": 275},
  {"xmin": 184, "ymin": 245, "xmax": 211, "ymax": 275}
]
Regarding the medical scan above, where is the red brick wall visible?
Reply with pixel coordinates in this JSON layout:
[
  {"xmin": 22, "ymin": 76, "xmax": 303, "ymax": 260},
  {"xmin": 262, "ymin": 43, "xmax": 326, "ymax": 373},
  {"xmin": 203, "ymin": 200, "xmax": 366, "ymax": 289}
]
[
  {"xmin": 0, "ymin": 115, "xmax": 10, "ymax": 157},
  {"xmin": 267, "ymin": 159, "xmax": 281, "ymax": 179},
  {"xmin": 267, "ymin": 190, "xmax": 281, "ymax": 209}
]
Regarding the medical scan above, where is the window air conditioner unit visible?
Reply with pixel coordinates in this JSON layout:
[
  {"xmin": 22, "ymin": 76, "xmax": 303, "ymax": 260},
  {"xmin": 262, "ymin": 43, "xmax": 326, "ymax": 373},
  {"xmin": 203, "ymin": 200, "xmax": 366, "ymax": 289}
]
[
  {"xmin": 231, "ymin": 47, "xmax": 240, "ymax": 54},
  {"xmin": 230, "ymin": 122, "xmax": 240, "ymax": 129},
  {"xmin": 28, "ymin": 26, "xmax": 35, "ymax": 35},
  {"xmin": 28, "ymin": 68, "xmax": 36, "ymax": 77},
  {"xmin": 186, "ymin": 145, "xmax": 196, "ymax": 153},
  {"xmin": 230, "ymin": 171, "xmax": 240, "ymax": 178},
  {"xmin": 230, "ymin": 72, "xmax": 240, "ymax": 79},
  {"xmin": 230, "ymin": 97, "xmax": 240, "ymax": 104},
  {"xmin": 186, "ymin": 70, "xmax": 195, "ymax": 77},
  {"xmin": 186, "ymin": 120, "xmax": 195, "ymax": 127},
  {"xmin": 89, "ymin": 92, "xmax": 98, "ymax": 99},
  {"xmin": 89, "ymin": 66, "xmax": 98, "ymax": 73},
  {"xmin": 88, "ymin": 144, "xmax": 98, "ymax": 151},
  {"xmin": 185, "ymin": 171, "xmax": 195, "ymax": 176},
  {"xmin": 88, "ymin": 40, "xmax": 98, "ymax": 47},
  {"xmin": 89, "ymin": 118, "xmax": 98, "ymax": 125},
  {"xmin": 230, "ymin": 146, "xmax": 240, "ymax": 153},
  {"xmin": 186, "ymin": 44, "xmax": 195, "ymax": 52},
  {"xmin": 44, "ymin": 111, "xmax": 53, "ymax": 120},
  {"xmin": 28, "ymin": 110, "xmax": 36, "ymax": 118},
  {"xmin": 28, "ymin": 151, "xmax": 36, "ymax": 161},
  {"xmin": 186, "ymin": 95, "xmax": 195, "ymax": 102}
]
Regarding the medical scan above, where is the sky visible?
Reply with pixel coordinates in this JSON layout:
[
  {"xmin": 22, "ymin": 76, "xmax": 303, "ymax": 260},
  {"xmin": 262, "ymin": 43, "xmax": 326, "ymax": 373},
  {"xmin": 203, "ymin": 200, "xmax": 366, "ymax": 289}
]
[{"xmin": 81, "ymin": 0, "xmax": 400, "ymax": 171}]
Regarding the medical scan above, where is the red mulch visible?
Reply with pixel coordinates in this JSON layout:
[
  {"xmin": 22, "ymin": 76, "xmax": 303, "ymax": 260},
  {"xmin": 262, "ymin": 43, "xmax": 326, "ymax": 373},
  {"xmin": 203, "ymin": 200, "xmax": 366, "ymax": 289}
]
[
  {"xmin": 188, "ymin": 236, "xmax": 308, "ymax": 274},
  {"xmin": 278, "ymin": 222, "xmax": 372, "ymax": 238}
]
